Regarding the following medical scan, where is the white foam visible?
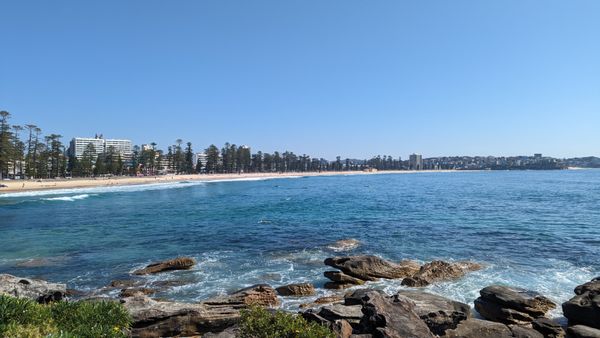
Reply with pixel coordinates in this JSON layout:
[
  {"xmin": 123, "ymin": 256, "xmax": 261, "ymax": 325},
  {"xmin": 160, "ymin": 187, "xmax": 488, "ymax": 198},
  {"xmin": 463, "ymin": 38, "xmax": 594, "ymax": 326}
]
[{"xmin": 42, "ymin": 194, "xmax": 95, "ymax": 202}]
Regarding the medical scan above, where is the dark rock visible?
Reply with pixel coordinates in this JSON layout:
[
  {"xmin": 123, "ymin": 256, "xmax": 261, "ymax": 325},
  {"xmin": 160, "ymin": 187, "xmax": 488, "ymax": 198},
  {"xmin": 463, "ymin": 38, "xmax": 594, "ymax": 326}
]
[
  {"xmin": 395, "ymin": 290, "xmax": 470, "ymax": 335},
  {"xmin": 563, "ymin": 278, "xmax": 600, "ymax": 329},
  {"xmin": 532, "ymin": 318, "xmax": 565, "ymax": 338},
  {"xmin": 0, "ymin": 274, "xmax": 66, "ymax": 303},
  {"xmin": 574, "ymin": 278, "xmax": 600, "ymax": 296},
  {"xmin": 119, "ymin": 287, "xmax": 157, "ymax": 298},
  {"xmin": 474, "ymin": 285, "xmax": 556, "ymax": 324},
  {"xmin": 401, "ymin": 260, "xmax": 482, "ymax": 287},
  {"xmin": 325, "ymin": 271, "xmax": 366, "ymax": 285},
  {"xmin": 275, "ymin": 283, "xmax": 315, "ymax": 296},
  {"xmin": 133, "ymin": 257, "xmax": 196, "ymax": 275},
  {"xmin": 204, "ymin": 284, "xmax": 280, "ymax": 307},
  {"xmin": 324, "ymin": 256, "xmax": 420, "ymax": 281},
  {"xmin": 509, "ymin": 325, "xmax": 545, "ymax": 338},
  {"xmin": 444, "ymin": 318, "xmax": 514, "ymax": 338},
  {"xmin": 567, "ymin": 325, "xmax": 600, "ymax": 338},
  {"xmin": 359, "ymin": 290, "xmax": 434, "ymax": 338},
  {"xmin": 345, "ymin": 289, "xmax": 373, "ymax": 306},
  {"xmin": 109, "ymin": 279, "xmax": 141, "ymax": 288}
]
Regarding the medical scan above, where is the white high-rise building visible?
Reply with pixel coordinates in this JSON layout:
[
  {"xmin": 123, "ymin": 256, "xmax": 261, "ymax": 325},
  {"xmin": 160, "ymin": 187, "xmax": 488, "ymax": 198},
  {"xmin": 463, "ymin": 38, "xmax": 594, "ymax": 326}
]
[
  {"xmin": 69, "ymin": 137, "xmax": 133, "ymax": 160},
  {"xmin": 69, "ymin": 138, "xmax": 105, "ymax": 160}
]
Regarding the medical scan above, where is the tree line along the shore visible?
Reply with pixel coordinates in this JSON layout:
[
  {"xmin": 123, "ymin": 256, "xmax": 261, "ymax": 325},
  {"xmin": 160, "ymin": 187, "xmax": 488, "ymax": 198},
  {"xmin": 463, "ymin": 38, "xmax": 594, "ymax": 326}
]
[{"xmin": 0, "ymin": 111, "xmax": 402, "ymax": 179}]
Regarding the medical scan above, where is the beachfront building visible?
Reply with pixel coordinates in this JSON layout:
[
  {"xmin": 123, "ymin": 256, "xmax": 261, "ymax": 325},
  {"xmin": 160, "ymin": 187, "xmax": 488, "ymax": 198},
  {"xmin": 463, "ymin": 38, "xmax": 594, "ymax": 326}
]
[
  {"xmin": 193, "ymin": 152, "xmax": 207, "ymax": 171},
  {"xmin": 104, "ymin": 139, "xmax": 133, "ymax": 161},
  {"xmin": 409, "ymin": 153, "xmax": 423, "ymax": 170},
  {"xmin": 68, "ymin": 137, "xmax": 133, "ymax": 161}
]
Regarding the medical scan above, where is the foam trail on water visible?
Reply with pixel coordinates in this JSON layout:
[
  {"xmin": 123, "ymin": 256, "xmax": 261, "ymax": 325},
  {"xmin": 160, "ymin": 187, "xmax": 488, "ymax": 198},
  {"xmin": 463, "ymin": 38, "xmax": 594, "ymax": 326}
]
[{"xmin": 42, "ymin": 194, "xmax": 94, "ymax": 202}]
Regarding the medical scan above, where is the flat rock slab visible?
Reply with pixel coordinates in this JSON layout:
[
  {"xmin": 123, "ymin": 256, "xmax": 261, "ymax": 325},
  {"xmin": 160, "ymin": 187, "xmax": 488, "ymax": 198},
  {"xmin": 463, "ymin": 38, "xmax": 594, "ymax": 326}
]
[
  {"xmin": 123, "ymin": 294, "xmax": 239, "ymax": 337},
  {"xmin": 0, "ymin": 274, "xmax": 66, "ymax": 303},
  {"xmin": 124, "ymin": 284, "xmax": 278, "ymax": 337},
  {"xmin": 315, "ymin": 304, "xmax": 364, "ymax": 325},
  {"xmin": 133, "ymin": 257, "xmax": 196, "ymax": 275}
]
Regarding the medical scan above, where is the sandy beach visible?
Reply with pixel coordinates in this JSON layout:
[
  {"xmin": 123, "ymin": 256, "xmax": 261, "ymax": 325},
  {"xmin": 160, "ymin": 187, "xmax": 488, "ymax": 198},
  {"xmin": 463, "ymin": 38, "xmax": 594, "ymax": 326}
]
[{"xmin": 0, "ymin": 170, "xmax": 456, "ymax": 194}]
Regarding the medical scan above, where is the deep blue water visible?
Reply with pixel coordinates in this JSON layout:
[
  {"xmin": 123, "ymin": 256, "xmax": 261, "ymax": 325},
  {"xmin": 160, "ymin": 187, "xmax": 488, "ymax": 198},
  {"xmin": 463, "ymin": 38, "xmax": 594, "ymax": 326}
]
[{"xmin": 1, "ymin": 170, "xmax": 599, "ymax": 315}]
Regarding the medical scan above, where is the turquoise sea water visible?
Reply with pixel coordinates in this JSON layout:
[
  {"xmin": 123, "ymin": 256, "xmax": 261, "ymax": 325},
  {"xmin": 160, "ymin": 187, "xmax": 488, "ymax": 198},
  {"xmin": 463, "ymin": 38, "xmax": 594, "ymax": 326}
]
[{"xmin": 1, "ymin": 170, "xmax": 599, "ymax": 316}]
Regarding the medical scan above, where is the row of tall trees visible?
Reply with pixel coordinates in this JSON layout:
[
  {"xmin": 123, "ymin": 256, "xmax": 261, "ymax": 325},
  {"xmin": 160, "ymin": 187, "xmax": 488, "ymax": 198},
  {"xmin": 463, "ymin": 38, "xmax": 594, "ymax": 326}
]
[
  {"xmin": 0, "ymin": 111, "xmax": 69, "ymax": 179},
  {"xmin": 0, "ymin": 110, "xmax": 407, "ymax": 179}
]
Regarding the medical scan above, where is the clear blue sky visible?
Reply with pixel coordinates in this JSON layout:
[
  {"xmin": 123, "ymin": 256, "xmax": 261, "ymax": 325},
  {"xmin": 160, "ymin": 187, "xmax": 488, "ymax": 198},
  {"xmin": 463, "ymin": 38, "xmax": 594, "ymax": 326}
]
[{"xmin": 1, "ymin": 1, "xmax": 599, "ymax": 159}]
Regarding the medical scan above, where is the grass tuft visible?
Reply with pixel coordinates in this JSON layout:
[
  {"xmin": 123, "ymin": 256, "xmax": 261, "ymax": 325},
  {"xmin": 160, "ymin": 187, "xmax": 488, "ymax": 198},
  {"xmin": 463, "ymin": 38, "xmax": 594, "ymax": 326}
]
[{"xmin": 240, "ymin": 305, "xmax": 335, "ymax": 338}]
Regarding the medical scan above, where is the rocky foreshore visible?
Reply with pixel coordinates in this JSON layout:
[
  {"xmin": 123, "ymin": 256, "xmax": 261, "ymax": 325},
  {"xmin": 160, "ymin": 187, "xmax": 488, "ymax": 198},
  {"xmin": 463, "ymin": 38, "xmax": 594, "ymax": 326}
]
[{"xmin": 2, "ymin": 253, "xmax": 599, "ymax": 338}]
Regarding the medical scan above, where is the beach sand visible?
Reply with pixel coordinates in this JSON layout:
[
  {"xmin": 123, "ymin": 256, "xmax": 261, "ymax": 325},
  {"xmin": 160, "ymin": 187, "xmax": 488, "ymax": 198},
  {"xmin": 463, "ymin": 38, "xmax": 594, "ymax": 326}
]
[{"xmin": 0, "ymin": 170, "xmax": 456, "ymax": 194}]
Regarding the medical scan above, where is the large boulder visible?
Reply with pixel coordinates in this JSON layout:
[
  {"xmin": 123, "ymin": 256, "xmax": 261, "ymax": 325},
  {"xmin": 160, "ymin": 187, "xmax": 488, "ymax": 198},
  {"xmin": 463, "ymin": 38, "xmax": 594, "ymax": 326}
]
[
  {"xmin": 359, "ymin": 290, "xmax": 435, "ymax": 338},
  {"xmin": 563, "ymin": 278, "xmax": 600, "ymax": 330},
  {"xmin": 124, "ymin": 284, "xmax": 279, "ymax": 337},
  {"xmin": 275, "ymin": 283, "xmax": 315, "ymax": 296},
  {"xmin": 401, "ymin": 260, "xmax": 482, "ymax": 287},
  {"xmin": 0, "ymin": 274, "xmax": 66, "ymax": 303},
  {"xmin": 395, "ymin": 290, "xmax": 470, "ymax": 335},
  {"xmin": 474, "ymin": 285, "xmax": 556, "ymax": 325},
  {"xmin": 324, "ymin": 256, "xmax": 420, "ymax": 281},
  {"xmin": 133, "ymin": 257, "xmax": 196, "ymax": 275}
]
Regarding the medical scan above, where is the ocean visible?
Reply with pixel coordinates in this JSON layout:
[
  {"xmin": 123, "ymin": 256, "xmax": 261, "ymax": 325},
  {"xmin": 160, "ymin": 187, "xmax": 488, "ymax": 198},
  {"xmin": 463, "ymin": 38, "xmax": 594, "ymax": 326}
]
[{"xmin": 1, "ymin": 170, "xmax": 599, "ymax": 317}]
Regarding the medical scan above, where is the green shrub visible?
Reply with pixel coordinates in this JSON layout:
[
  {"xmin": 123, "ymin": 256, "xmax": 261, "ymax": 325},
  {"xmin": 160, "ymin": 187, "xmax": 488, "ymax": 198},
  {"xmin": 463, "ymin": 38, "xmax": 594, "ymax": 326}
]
[
  {"xmin": 240, "ymin": 305, "xmax": 335, "ymax": 338},
  {"xmin": 0, "ymin": 295, "xmax": 131, "ymax": 338},
  {"xmin": 0, "ymin": 295, "xmax": 57, "ymax": 337}
]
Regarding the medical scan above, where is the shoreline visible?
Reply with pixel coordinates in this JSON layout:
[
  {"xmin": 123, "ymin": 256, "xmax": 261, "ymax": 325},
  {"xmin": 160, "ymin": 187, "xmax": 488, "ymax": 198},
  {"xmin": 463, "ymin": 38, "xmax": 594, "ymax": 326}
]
[{"xmin": 0, "ymin": 170, "xmax": 459, "ymax": 195}]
